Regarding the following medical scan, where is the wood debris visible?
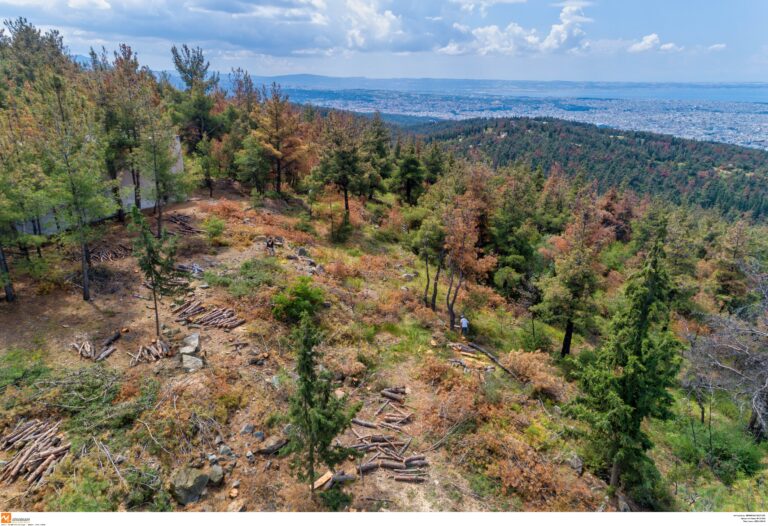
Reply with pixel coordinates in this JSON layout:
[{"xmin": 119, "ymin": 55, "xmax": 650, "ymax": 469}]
[
  {"xmin": 172, "ymin": 300, "xmax": 246, "ymax": 330},
  {"xmin": 0, "ymin": 420, "xmax": 70, "ymax": 486},
  {"xmin": 129, "ymin": 340, "xmax": 171, "ymax": 367},
  {"xmin": 167, "ymin": 213, "xmax": 202, "ymax": 235},
  {"xmin": 349, "ymin": 387, "xmax": 429, "ymax": 484},
  {"xmin": 70, "ymin": 331, "xmax": 120, "ymax": 362}
]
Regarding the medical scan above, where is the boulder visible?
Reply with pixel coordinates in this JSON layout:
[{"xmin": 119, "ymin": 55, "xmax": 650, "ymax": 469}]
[
  {"xmin": 182, "ymin": 333, "xmax": 201, "ymax": 353},
  {"xmin": 170, "ymin": 467, "xmax": 209, "ymax": 505},
  {"xmin": 208, "ymin": 465, "xmax": 224, "ymax": 487},
  {"xmin": 219, "ymin": 444, "xmax": 234, "ymax": 457},
  {"xmin": 240, "ymin": 423, "xmax": 255, "ymax": 435},
  {"xmin": 227, "ymin": 499, "xmax": 247, "ymax": 512},
  {"xmin": 182, "ymin": 354, "xmax": 204, "ymax": 372},
  {"xmin": 297, "ymin": 247, "xmax": 310, "ymax": 258},
  {"xmin": 179, "ymin": 345, "xmax": 197, "ymax": 356},
  {"xmin": 245, "ymin": 451, "xmax": 255, "ymax": 463},
  {"xmin": 253, "ymin": 431, "xmax": 265, "ymax": 442},
  {"xmin": 401, "ymin": 273, "xmax": 416, "ymax": 282}
]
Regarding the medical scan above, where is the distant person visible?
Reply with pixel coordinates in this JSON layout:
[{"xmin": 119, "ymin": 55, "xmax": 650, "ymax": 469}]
[
  {"xmin": 266, "ymin": 236, "xmax": 275, "ymax": 256},
  {"xmin": 460, "ymin": 315, "xmax": 469, "ymax": 337}
]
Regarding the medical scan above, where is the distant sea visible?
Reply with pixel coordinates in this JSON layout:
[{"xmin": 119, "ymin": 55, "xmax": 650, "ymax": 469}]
[{"xmin": 181, "ymin": 72, "xmax": 768, "ymax": 150}]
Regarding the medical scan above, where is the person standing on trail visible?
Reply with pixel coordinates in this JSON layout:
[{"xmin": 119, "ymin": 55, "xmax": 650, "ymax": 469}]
[
  {"xmin": 460, "ymin": 315, "xmax": 469, "ymax": 337},
  {"xmin": 266, "ymin": 236, "xmax": 275, "ymax": 256}
]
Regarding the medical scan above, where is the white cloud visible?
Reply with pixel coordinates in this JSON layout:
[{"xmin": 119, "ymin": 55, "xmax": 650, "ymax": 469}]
[
  {"xmin": 708, "ymin": 43, "xmax": 727, "ymax": 52},
  {"xmin": 660, "ymin": 42, "xmax": 683, "ymax": 53},
  {"xmin": 344, "ymin": 0, "xmax": 402, "ymax": 49},
  {"xmin": 439, "ymin": 2, "xmax": 590, "ymax": 56},
  {"xmin": 450, "ymin": 0, "xmax": 526, "ymax": 16},
  {"xmin": 628, "ymin": 33, "xmax": 660, "ymax": 53}
]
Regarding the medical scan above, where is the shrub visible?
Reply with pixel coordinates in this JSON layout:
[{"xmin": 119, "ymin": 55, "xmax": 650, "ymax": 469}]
[
  {"xmin": 202, "ymin": 215, "xmax": 226, "ymax": 243},
  {"xmin": 205, "ymin": 258, "xmax": 282, "ymax": 298},
  {"xmin": 272, "ymin": 277, "xmax": 325, "ymax": 322},
  {"xmin": 518, "ymin": 322, "xmax": 554, "ymax": 353}
]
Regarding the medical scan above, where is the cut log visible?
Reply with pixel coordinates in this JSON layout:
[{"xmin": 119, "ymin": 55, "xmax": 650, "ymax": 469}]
[
  {"xmin": 257, "ymin": 438, "xmax": 288, "ymax": 455},
  {"xmin": 351, "ymin": 418, "xmax": 378, "ymax": 429}
]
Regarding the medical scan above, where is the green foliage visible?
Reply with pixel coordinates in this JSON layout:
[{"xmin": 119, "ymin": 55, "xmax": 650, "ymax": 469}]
[
  {"xmin": 284, "ymin": 314, "xmax": 360, "ymax": 489},
  {"xmin": 202, "ymin": 214, "xmax": 226, "ymax": 242},
  {"xmin": 0, "ymin": 348, "xmax": 49, "ymax": 395},
  {"xmin": 570, "ymin": 236, "xmax": 682, "ymax": 505},
  {"xmin": 390, "ymin": 144, "xmax": 425, "ymax": 205},
  {"xmin": 49, "ymin": 460, "xmax": 117, "ymax": 511},
  {"xmin": 272, "ymin": 276, "xmax": 325, "ymax": 322},
  {"xmin": 124, "ymin": 465, "xmax": 173, "ymax": 511},
  {"xmin": 235, "ymin": 134, "xmax": 270, "ymax": 191},
  {"xmin": 319, "ymin": 486, "xmax": 353, "ymax": 511},
  {"xmin": 205, "ymin": 257, "xmax": 282, "ymax": 298}
]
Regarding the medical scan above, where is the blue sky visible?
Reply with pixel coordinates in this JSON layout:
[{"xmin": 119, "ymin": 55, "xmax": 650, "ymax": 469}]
[{"xmin": 1, "ymin": 0, "xmax": 766, "ymax": 81}]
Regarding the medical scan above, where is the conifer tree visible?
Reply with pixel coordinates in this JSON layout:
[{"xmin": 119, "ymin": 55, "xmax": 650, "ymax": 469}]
[
  {"xmin": 391, "ymin": 143, "xmax": 424, "ymax": 205},
  {"xmin": 284, "ymin": 313, "xmax": 359, "ymax": 494},
  {"xmin": 129, "ymin": 206, "xmax": 185, "ymax": 340},
  {"xmin": 39, "ymin": 73, "xmax": 116, "ymax": 301},
  {"xmin": 361, "ymin": 112, "xmax": 392, "ymax": 198},
  {"xmin": 314, "ymin": 113, "xmax": 365, "ymax": 215},
  {"xmin": 571, "ymin": 234, "xmax": 681, "ymax": 499}
]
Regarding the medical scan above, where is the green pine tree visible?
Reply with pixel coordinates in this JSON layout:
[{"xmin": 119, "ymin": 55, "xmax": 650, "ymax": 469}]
[
  {"xmin": 571, "ymin": 233, "xmax": 681, "ymax": 506},
  {"xmin": 284, "ymin": 313, "xmax": 360, "ymax": 495},
  {"xmin": 129, "ymin": 206, "xmax": 186, "ymax": 340}
]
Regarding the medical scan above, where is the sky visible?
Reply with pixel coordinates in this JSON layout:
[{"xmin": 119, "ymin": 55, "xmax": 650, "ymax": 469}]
[{"xmin": 1, "ymin": 0, "xmax": 767, "ymax": 82}]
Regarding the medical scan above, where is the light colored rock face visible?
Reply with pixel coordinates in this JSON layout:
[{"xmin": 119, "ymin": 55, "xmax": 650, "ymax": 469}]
[
  {"xmin": 182, "ymin": 354, "xmax": 204, "ymax": 372},
  {"xmin": 208, "ymin": 465, "xmax": 224, "ymax": 487},
  {"xmin": 179, "ymin": 345, "xmax": 197, "ymax": 355},
  {"xmin": 170, "ymin": 467, "xmax": 209, "ymax": 505},
  {"xmin": 182, "ymin": 333, "xmax": 201, "ymax": 352}
]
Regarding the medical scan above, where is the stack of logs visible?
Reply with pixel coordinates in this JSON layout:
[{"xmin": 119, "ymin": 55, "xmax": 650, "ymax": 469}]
[
  {"xmin": 129, "ymin": 340, "xmax": 171, "ymax": 367},
  {"xmin": 90, "ymin": 244, "xmax": 132, "ymax": 263},
  {"xmin": 70, "ymin": 331, "xmax": 120, "ymax": 362},
  {"xmin": 143, "ymin": 277, "xmax": 189, "ymax": 291},
  {"xmin": 172, "ymin": 300, "xmax": 246, "ymax": 330},
  {"xmin": 348, "ymin": 387, "xmax": 429, "ymax": 483},
  {"xmin": 0, "ymin": 420, "xmax": 70, "ymax": 486},
  {"xmin": 167, "ymin": 213, "xmax": 202, "ymax": 236}
]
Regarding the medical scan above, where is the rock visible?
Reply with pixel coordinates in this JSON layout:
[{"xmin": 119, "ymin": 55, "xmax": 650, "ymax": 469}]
[
  {"xmin": 179, "ymin": 345, "xmax": 197, "ymax": 355},
  {"xmin": 617, "ymin": 495, "xmax": 631, "ymax": 512},
  {"xmin": 182, "ymin": 333, "xmax": 201, "ymax": 352},
  {"xmin": 229, "ymin": 488, "xmax": 239, "ymax": 499},
  {"xmin": 240, "ymin": 423, "xmax": 255, "ymax": 435},
  {"xmin": 219, "ymin": 444, "xmax": 234, "ymax": 457},
  {"xmin": 170, "ymin": 467, "xmax": 209, "ymax": 505},
  {"xmin": 231, "ymin": 480, "xmax": 240, "ymax": 488},
  {"xmin": 253, "ymin": 431, "xmax": 265, "ymax": 442},
  {"xmin": 114, "ymin": 454, "xmax": 127, "ymax": 465},
  {"xmin": 182, "ymin": 354, "xmax": 204, "ymax": 372},
  {"xmin": 246, "ymin": 451, "xmax": 255, "ymax": 463},
  {"xmin": 297, "ymin": 247, "xmax": 310, "ymax": 258},
  {"xmin": 214, "ymin": 435, "xmax": 224, "ymax": 445},
  {"xmin": 401, "ymin": 273, "xmax": 416, "ymax": 282},
  {"xmin": 208, "ymin": 465, "xmax": 224, "ymax": 487},
  {"xmin": 189, "ymin": 458, "xmax": 205, "ymax": 469},
  {"xmin": 199, "ymin": 283, "xmax": 210, "ymax": 289},
  {"xmin": 568, "ymin": 455, "xmax": 584, "ymax": 477},
  {"xmin": 322, "ymin": 301, "xmax": 332, "ymax": 308},
  {"xmin": 227, "ymin": 499, "xmax": 247, "ymax": 512},
  {"xmin": 306, "ymin": 259, "xmax": 317, "ymax": 267},
  {"xmin": 286, "ymin": 254, "xmax": 298, "ymax": 260},
  {"xmin": 208, "ymin": 454, "xmax": 218, "ymax": 465}
]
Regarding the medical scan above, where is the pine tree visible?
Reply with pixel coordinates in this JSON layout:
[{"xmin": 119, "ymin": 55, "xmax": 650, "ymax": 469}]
[
  {"xmin": 284, "ymin": 313, "xmax": 360, "ymax": 494},
  {"xmin": 391, "ymin": 144, "xmax": 425, "ymax": 205},
  {"xmin": 38, "ymin": 72, "xmax": 116, "ymax": 301},
  {"xmin": 571, "ymin": 234, "xmax": 681, "ymax": 501},
  {"xmin": 314, "ymin": 113, "xmax": 365, "ymax": 215},
  {"xmin": 252, "ymin": 83, "xmax": 306, "ymax": 193},
  {"xmin": 361, "ymin": 112, "xmax": 392, "ymax": 198},
  {"xmin": 129, "ymin": 206, "xmax": 185, "ymax": 340}
]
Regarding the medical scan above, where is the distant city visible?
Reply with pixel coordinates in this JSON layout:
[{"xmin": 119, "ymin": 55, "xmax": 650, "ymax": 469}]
[{"xmin": 209, "ymin": 75, "xmax": 768, "ymax": 150}]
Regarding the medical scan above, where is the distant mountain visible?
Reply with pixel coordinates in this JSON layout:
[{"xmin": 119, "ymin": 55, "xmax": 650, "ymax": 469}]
[{"xmin": 416, "ymin": 117, "xmax": 768, "ymax": 219}]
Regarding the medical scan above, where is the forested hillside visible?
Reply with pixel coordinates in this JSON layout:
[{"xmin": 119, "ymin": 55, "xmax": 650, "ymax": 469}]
[
  {"xmin": 414, "ymin": 117, "xmax": 768, "ymax": 218},
  {"xmin": 1, "ymin": 18, "xmax": 768, "ymax": 514}
]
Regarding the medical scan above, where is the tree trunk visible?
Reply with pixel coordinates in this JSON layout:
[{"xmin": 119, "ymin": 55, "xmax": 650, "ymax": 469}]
[
  {"xmin": 108, "ymin": 163, "xmax": 125, "ymax": 223},
  {"xmin": 561, "ymin": 318, "xmax": 574, "ymax": 357},
  {"xmin": 431, "ymin": 256, "xmax": 442, "ymax": 311},
  {"xmin": 81, "ymin": 241, "xmax": 91, "ymax": 301},
  {"xmin": 343, "ymin": 187, "xmax": 349, "ymax": 212},
  {"xmin": 275, "ymin": 159, "xmax": 282, "ymax": 194},
  {"xmin": 445, "ymin": 266, "xmax": 455, "ymax": 329},
  {"xmin": 0, "ymin": 244, "xmax": 15, "ymax": 302},
  {"xmin": 152, "ymin": 281, "xmax": 161, "ymax": 340},
  {"xmin": 610, "ymin": 457, "xmax": 621, "ymax": 489},
  {"xmin": 132, "ymin": 166, "xmax": 141, "ymax": 210},
  {"xmin": 423, "ymin": 254, "xmax": 430, "ymax": 307}
]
